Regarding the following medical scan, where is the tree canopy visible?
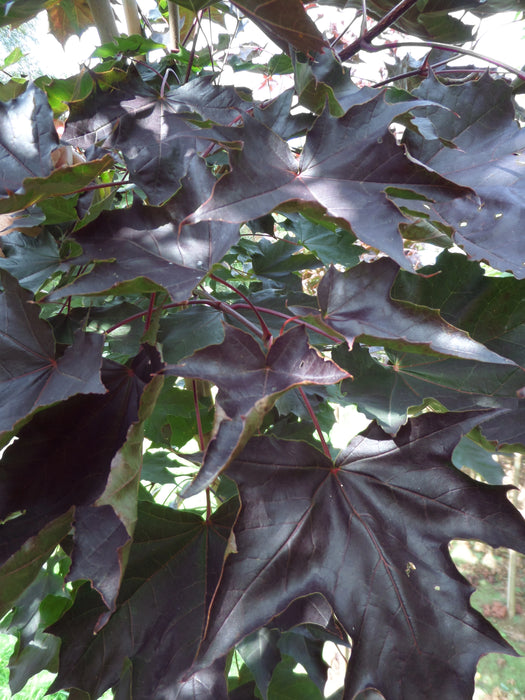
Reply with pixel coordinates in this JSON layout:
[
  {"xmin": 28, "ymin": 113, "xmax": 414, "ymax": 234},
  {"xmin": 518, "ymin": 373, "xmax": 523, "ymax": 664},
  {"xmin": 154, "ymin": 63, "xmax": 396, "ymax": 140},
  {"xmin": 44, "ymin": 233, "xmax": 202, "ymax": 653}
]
[{"xmin": 0, "ymin": 1, "xmax": 525, "ymax": 698}]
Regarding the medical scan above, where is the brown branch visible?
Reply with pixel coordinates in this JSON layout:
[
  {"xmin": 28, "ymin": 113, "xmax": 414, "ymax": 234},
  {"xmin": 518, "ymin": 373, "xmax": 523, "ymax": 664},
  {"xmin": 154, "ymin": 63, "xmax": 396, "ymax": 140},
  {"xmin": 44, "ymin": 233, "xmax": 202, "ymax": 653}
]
[{"xmin": 338, "ymin": 0, "xmax": 420, "ymax": 62}]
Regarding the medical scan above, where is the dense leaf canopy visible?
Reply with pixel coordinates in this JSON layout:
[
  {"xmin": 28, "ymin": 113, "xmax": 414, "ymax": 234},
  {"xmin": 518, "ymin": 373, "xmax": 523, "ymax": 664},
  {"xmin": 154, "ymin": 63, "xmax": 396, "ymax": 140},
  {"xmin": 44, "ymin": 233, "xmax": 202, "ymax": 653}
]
[{"xmin": 0, "ymin": 0, "xmax": 524, "ymax": 698}]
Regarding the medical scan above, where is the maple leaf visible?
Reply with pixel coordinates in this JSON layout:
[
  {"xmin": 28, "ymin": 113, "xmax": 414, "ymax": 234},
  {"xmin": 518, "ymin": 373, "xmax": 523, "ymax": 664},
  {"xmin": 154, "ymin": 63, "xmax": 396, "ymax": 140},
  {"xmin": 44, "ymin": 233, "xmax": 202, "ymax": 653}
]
[
  {"xmin": 0, "ymin": 85, "xmax": 59, "ymax": 199},
  {"xmin": 393, "ymin": 249, "xmax": 525, "ymax": 368},
  {"xmin": 47, "ymin": 498, "xmax": 238, "ymax": 699},
  {"xmin": 478, "ymin": 400, "xmax": 525, "ymax": 451},
  {"xmin": 0, "ymin": 155, "xmax": 114, "ymax": 216},
  {"xmin": 47, "ymin": 0, "xmax": 94, "ymax": 45},
  {"xmin": 404, "ymin": 73, "xmax": 525, "ymax": 278},
  {"xmin": 231, "ymin": 0, "xmax": 328, "ymax": 55},
  {"xmin": 313, "ymin": 259, "xmax": 515, "ymax": 363},
  {"xmin": 0, "ymin": 231, "xmax": 72, "ymax": 293},
  {"xmin": 334, "ymin": 343, "xmax": 524, "ymax": 434},
  {"xmin": 186, "ymin": 94, "xmax": 470, "ymax": 269},
  {"xmin": 63, "ymin": 76, "xmax": 247, "ymax": 205},
  {"xmin": 194, "ymin": 411, "xmax": 525, "ymax": 699},
  {"xmin": 165, "ymin": 323, "xmax": 349, "ymax": 495},
  {"xmin": 0, "ymin": 346, "xmax": 161, "ymax": 617},
  {"xmin": 46, "ymin": 161, "xmax": 239, "ymax": 302},
  {"xmin": 0, "ymin": 270, "xmax": 105, "ymax": 439}
]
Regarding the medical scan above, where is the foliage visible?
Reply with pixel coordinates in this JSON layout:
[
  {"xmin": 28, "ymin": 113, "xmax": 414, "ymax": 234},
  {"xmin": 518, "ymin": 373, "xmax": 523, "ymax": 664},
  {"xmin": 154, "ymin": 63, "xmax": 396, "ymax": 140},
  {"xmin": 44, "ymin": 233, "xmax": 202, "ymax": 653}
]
[{"xmin": 0, "ymin": 1, "xmax": 525, "ymax": 698}]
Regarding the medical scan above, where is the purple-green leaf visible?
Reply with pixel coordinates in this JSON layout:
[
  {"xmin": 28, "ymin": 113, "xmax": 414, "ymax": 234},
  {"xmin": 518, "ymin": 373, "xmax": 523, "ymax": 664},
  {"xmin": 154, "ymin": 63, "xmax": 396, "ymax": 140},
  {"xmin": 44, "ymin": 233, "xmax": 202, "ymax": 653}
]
[
  {"xmin": 393, "ymin": 250, "xmax": 525, "ymax": 368},
  {"xmin": 334, "ymin": 343, "xmax": 523, "ymax": 434}
]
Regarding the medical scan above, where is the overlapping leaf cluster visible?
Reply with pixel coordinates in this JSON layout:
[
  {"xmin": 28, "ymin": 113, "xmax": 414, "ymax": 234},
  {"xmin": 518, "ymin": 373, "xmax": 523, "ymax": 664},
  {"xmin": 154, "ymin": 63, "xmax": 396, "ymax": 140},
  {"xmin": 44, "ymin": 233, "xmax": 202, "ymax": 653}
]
[{"xmin": 0, "ymin": 1, "xmax": 525, "ymax": 698}]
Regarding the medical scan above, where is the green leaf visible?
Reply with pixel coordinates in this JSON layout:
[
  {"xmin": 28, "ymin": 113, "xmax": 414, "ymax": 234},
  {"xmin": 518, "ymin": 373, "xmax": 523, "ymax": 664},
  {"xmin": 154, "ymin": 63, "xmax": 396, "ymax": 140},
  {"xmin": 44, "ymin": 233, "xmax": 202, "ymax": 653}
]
[
  {"xmin": 0, "ymin": 509, "xmax": 74, "ymax": 619},
  {"xmin": 159, "ymin": 305, "xmax": 225, "ymax": 363},
  {"xmin": 93, "ymin": 35, "xmax": 166, "ymax": 58},
  {"xmin": 393, "ymin": 250, "xmax": 525, "ymax": 368},
  {"xmin": 285, "ymin": 214, "xmax": 362, "ymax": 267},
  {"xmin": 0, "ymin": 155, "xmax": 113, "ymax": 215},
  {"xmin": 267, "ymin": 655, "xmax": 323, "ymax": 700},
  {"xmin": 144, "ymin": 381, "xmax": 213, "ymax": 448},
  {"xmin": 452, "ymin": 435, "xmax": 504, "ymax": 484},
  {"xmin": 0, "ymin": 230, "xmax": 69, "ymax": 292},
  {"xmin": 333, "ymin": 342, "xmax": 525, "ymax": 435}
]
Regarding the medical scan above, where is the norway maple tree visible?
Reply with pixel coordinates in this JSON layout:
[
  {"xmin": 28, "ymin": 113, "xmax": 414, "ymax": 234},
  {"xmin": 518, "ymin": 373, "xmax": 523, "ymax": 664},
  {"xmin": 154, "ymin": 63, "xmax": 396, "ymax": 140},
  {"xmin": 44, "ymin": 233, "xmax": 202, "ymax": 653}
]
[{"xmin": 1, "ymin": 1, "xmax": 525, "ymax": 698}]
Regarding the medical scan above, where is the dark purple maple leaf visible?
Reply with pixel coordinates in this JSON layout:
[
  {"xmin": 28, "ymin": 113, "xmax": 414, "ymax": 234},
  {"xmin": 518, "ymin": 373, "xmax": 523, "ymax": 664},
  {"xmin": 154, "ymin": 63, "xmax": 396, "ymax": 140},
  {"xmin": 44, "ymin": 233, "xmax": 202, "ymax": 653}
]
[
  {"xmin": 0, "ymin": 346, "xmax": 161, "ymax": 602},
  {"xmin": 165, "ymin": 323, "xmax": 349, "ymax": 495},
  {"xmin": 186, "ymin": 94, "xmax": 469, "ymax": 269},
  {"xmin": 64, "ymin": 76, "xmax": 247, "ymax": 205},
  {"xmin": 404, "ymin": 73, "xmax": 525, "ymax": 278},
  {"xmin": 0, "ymin": 270, "xmax": 105, "ymax": 438},
  {"xmin": 193, "ymin": 411, "xmax": 525, "ymax": 699},
  {"xmin": 315, "ymin": 259, "xmax": 515, "ymax": 364},
  {"xmin": 0, "ymin": 84, "xmax": 58, "ymax": 198},
  {"xmin": 231, "ymin": 0, "xmax": 328, "ymax": 55},
  {"xmin": 64, "ymin": 76, "xmax": 246, "ymax": 149},
  {"xmin": 48, "ymin": 499, "xmax": 238, "ymax": 700}
]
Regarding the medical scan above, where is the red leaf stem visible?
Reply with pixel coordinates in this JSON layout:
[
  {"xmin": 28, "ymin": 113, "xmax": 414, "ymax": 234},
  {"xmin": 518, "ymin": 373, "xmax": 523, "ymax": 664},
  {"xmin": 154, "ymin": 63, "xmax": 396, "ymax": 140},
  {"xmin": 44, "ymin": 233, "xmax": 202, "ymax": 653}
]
[
  {"xmin": 231, "ymin": 303, "xmax": 343, "ymax": 343},
  {"xmin": 298, "ymin": 385, "xmax": 330, "ymax": 458},
  {"xmin": 143, "ymin": 292, "xmax": 156, "ymax": 332}
]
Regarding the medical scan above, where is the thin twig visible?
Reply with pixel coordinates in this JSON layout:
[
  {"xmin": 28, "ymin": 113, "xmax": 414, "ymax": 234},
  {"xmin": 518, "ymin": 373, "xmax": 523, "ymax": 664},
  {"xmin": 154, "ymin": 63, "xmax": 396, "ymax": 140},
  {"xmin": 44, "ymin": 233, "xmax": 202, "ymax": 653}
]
[
  {"xmin": 369, "ymin": 41, "xmax": 525, "ymax": 81},
  {"xmin": 209, "ymin": 273, "xmax": 272, "ymax": 343},
  {"xmin": 181, "ymin": 15, "xmax": 198, "ymax": 47},
  {"xmin": 67, "ymin": 179, "xmax": 130, "ymax": 195},
  {"xmin": 360, "ymin": 0, "xmax": 368, "ymax": 39},
  {"xmin": 373, "ymin": 55, "xmax": 466, "ymax": 88},
  {"xmin": 143, "ymin": 292, "xmax": 156, "ymax": 332},
  {"xmin": 196, "ymin": 289, "xmax": 266, "ymax": 339}
]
